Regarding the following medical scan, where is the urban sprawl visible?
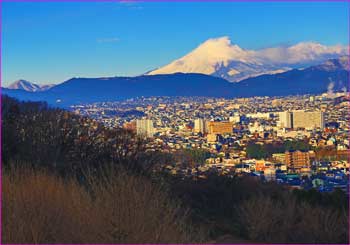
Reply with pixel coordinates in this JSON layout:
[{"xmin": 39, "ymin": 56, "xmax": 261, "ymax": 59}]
[{"xmin": 71, "ymin": 92, "xmax": 350, "ymax": 193}]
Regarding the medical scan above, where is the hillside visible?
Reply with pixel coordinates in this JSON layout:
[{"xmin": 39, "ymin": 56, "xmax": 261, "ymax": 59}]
[{"xmin": 2, "ymin": 57, "xmax": 348, "ymax": 106}]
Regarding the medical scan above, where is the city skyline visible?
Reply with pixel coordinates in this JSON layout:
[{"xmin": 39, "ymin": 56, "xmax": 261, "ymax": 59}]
[{"xmin": 2, "ymin": 1, "xmax": 349, "ymax": 86}]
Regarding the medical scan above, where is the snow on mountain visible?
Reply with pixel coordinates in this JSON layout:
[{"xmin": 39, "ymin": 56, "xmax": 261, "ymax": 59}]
[
  {"xmin": 39, "ymin": 84, "xmax": 56, "ymax": 91},
  {"xmin": 148, "ymin": 37, "xmax": 256, "ymax": 78},
  {"xmin": 148, "ymin": 37, "xmax": 347, "ymax": 82},
  {"xmin": 7, "ymin": 80, "xmax": 41, "ymax": 92},
  {"xmin": 7, "ymin": 80, "xmax": 55, "ymax": 92},
  {"xmin": 312, "ymin": 55, "xmax": 349, "ymax": 71}
]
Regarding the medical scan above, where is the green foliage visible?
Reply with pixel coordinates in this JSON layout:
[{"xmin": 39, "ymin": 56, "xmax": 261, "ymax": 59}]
[
  {"xmin": 283, "ymin": 140, "xmax": 310, "ymax": 151},
  {"xmin": 246, "ymin": 140, "xmax": 311, "ymax": 159},
  {"xmin": 246, "ymin": 143, "xmax": 268, "ymax": 159}
]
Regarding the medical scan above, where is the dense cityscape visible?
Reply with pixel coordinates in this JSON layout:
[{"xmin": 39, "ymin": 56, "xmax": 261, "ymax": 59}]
[{"xmin": 71, "ymin": 91, "xmax": 350, "ymax": 193}]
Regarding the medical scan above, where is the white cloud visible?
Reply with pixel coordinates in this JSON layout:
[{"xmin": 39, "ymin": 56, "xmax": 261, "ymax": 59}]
[
  {"xmin": 97, "ymin": 37, "xmax": 120, "ymax": 43},
  {"xmin": 117, "ymin": 0, "xmax": 143, "ymax": 9},
  {"xmin": 149, "ymin": 36, "xmax": 348, "ymax": 82},
  {"xmin": 118, "ymin": 0, "xmax": 139, "ymax": 4}
]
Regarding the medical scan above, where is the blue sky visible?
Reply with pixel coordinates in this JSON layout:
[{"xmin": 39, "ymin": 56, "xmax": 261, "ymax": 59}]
[{"xmin": 2, "ymin": 1, "xmax": 349, "ymax": 86}]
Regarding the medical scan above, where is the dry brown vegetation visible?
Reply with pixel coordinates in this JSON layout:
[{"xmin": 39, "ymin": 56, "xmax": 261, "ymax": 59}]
[
  {"xmin": 166, "ymin": 174, "xmax": 349, "ymax": 244},
  {"xmin": 238, "ymin": 194, "xmax": 348, "ymax": 243},
  {"xmin": 2, "ymin": 166, "xmax": 204, "ymax": 244}
]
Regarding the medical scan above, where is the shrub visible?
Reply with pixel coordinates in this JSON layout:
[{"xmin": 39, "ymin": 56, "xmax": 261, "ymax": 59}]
[
  {"xmin": 238, "ymin": 194, "xmax": 349, "ymax": 243},
  {"xmin": 2, "ymin": 166, "xmax": 203, "ymax": 244}
]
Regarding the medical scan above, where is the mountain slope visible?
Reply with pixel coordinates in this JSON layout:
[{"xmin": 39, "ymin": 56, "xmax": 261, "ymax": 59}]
[
  {"xmin": 8, "ymin": 80, "xmax": 42, "ymax": 92},
  {"xmin": 2, "ymin": 57, "xmax": 348, "ymax": 107},
  {"xmin": 234, "ymin": 56, "xmax": 349, "ymax": 96},
  {"xmin": 2, "ymin": 73, "xmax": 236, "ymax": 106},
  {"xmin": 7, "ymin": 80, "xmax": 55, "ymax": 92},
  {"xmin": 39, "ymin": 84, "xmax": 56, "ymax": 91},
  {"xmin": 148, "ymin": 37, "xmax": 347, "ymax": 82}
]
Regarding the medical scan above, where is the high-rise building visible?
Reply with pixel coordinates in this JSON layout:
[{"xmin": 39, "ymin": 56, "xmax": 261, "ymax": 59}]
[
  {"xmin": 207, "ymin": 121, "xmax": 233, "ymax": 135},
  {"xmin": 292, "ymin": 110, "xmax": 324, "ymax": 130},
  {"xmin": 285, "ymin": 150, "xmax": 310, "ymax": 170},
  {"xmin": 278, "ymin": 110, "xmax": 324, "ymax": 130},
  {"xmin": 278, "ymin": 111, "xmax": 293, "ymax": 128},
  {"xmin": 194, "ymin": 119, "xmax": 207, "ymax": 134},
  {"xmin": 136, "ymin": 119, "xmax": 154, "ymax": 137}
]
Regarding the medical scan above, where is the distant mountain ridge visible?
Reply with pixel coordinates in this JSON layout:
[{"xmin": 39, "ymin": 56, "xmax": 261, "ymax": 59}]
[
  {"xmin": 2, "ymin": 73, "xmax": 235, "ymax": 106},
  {"xmin": 7, "ymin": 80, "xmax": 55, "ymax": 92},
  {"xmin": 2, "ymin": 57, "xmax": 349, "ymax": 107},
  {"xmin": 148, "ymin": 37, "xmax": 347, "ymax": 82},
  {"xmin": 234, "ymin": 56, "xmax": 349, "ymax": 97}
]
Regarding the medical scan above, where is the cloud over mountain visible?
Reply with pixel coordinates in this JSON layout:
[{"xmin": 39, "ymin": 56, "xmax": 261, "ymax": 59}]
[{"xmin": 148, "ymin": 36, "xmax": 347, "ymax": 82}]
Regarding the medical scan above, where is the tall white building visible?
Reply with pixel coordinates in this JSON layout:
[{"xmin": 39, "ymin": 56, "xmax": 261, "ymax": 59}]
[
  {"xmin": 293, "ymin": 110, "xmax": 324, "ymax": 130},
  {"xmin": 194, "ymin": 118, "xmax": 207, "ymax": 134},
  {"xmin": 136, "ymin": 119, "xmax": 155, "ymax": 137},
  {"xmin": 278, "ymin": 111, "xmax": 293, "ymax": 128},
  {"xmin": 277, "ymin": 110, "xmax": 324, "ymax": 130}
]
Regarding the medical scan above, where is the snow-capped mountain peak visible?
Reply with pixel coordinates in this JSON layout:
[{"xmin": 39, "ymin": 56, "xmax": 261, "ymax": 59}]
[
  {"xmin": 148, "ymin": 36, "xmax": 255, "ymax": 76},
  {"xmin": 148, "ymin": 37, "xmax": 347, "ymax": 82},
  {"xmin": 191, "ymin": 36, "xmax": 247, "ymax": 62},
  {"xmin": 8, "ymin": 80, "xmax": 41, "ymax": 92},
  {"xmin": 7, "ymin": 80, "xmax": 55, "ymax": 92}
]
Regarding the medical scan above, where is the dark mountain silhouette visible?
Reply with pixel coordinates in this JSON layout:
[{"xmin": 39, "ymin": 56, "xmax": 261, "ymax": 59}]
[
  {"xmin": 2, "ymin": 73, "xmax": 235, "ymax": 106},
  {"xmin": 234, "ymin": 56, "xmax": 349, "ymax": 97},
  {"xmin": 2, "ymin": 57, "xmax": 348, "ymax": 107}
]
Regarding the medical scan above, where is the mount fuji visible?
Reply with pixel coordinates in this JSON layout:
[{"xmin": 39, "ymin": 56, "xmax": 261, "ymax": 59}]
[{"xmin": 148, "ymin": 36, "xmax": 347, "ymax": 82}]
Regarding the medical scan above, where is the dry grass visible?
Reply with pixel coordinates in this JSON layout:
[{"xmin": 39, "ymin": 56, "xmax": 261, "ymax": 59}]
[
  {"xmin": 238, "ymin": 194, "xmax": 349, "ymax": 243},
  {"xmin": 2, "ymin": 166, "xmax": 202, "ymax": 244}
]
